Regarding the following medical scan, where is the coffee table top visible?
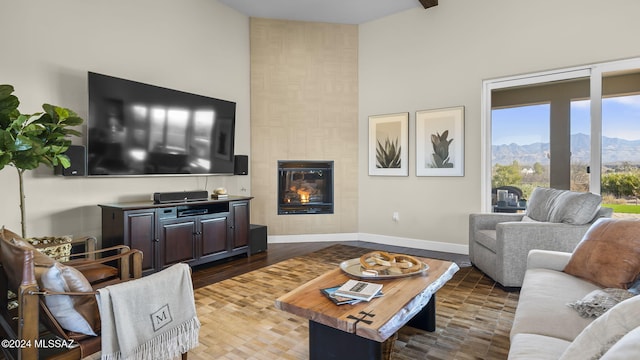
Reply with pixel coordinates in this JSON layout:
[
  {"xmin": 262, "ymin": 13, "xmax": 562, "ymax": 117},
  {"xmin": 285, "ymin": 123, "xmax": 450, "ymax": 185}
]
[{"xmin": 275, "ymin": 256, "xmax": 459, "ymax": 342}]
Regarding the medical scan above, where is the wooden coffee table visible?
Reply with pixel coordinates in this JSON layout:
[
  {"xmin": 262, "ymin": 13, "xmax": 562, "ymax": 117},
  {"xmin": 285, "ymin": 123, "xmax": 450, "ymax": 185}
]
[{"xmin": 275, "ymin": 256, "xmax": 459, "ymax": 360}]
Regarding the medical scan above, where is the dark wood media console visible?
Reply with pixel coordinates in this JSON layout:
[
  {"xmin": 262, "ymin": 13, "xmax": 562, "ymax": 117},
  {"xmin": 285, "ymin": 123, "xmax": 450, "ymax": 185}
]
[{"xmin": 99, "ymin": 196, "xmax": 253, "ymax": 275}]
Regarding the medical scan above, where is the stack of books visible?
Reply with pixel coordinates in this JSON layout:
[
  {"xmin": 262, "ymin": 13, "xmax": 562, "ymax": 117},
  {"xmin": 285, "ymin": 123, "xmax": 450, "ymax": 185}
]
[{"xmin": 321, "ymin": 279, "xmax": 383, "ymax": 305}]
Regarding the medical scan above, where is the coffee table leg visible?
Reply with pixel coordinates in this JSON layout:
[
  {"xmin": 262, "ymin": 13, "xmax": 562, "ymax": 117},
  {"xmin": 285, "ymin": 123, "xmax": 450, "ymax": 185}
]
[
  {"xmin": 407, "ymin": 294, "xmax": 436, "ymax": 332},
  {"xmin": 309, "ymin": 320, "xmax": 383, "ymax": 360}
]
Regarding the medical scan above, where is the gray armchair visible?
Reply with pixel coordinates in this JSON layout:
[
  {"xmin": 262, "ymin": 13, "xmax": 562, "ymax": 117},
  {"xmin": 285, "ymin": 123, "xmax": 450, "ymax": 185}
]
[{"xmin": 468, "ymin": 188, "xmax": 613, "ymax": 287}]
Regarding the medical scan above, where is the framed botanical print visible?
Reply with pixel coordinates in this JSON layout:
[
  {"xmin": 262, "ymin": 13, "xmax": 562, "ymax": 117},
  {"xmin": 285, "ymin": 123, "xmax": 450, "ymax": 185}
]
[
  {"xmin": 368, "ymin": 112, "xmax": 409, "ymax": 176},
  {"xmin": 416, "ymin": 106, "xmax": 464, "ymax": 176}
]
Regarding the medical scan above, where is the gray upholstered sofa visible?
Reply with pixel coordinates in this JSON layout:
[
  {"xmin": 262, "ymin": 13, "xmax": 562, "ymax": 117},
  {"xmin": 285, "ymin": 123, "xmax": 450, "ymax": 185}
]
[
  {"xmin": 469, "ymin": 187, "xmax": 613, "ymax": 287},
  {"xmin": 508, "ymin": 218, "xmax": 640, "ymax": 359}
]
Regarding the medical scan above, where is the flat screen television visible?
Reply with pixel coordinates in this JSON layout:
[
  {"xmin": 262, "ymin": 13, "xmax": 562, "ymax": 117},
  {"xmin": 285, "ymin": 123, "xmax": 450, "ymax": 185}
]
[{"xmin": 87, "ymin": 72, "xmax": 236, "ymax": 176}]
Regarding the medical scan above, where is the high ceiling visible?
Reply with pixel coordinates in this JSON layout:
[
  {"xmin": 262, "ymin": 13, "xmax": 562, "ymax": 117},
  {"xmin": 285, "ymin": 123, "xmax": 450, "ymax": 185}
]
[{"xmin": 218, "ymin": 0, "xmax": 427, "ymax": 25}]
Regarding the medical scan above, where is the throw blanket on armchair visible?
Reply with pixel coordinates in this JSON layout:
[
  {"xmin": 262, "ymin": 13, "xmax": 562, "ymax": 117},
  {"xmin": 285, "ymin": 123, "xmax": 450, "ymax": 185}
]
[{"xmin": 97, "ymin": 263, "xmax": 200, "ymax": 360}]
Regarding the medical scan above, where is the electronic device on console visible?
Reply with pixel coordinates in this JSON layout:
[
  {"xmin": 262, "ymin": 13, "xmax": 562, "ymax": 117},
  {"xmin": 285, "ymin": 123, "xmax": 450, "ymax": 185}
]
[{"xmin": 153, "ymin": 190, "xmax": 209, "ymax": 204}]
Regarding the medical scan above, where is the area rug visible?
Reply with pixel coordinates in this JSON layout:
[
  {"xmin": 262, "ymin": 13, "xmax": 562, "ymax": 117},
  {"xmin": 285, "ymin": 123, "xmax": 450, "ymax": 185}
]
[{"xmin": 188, "ymin": 244, "xmax": 519, "ymax": 359}]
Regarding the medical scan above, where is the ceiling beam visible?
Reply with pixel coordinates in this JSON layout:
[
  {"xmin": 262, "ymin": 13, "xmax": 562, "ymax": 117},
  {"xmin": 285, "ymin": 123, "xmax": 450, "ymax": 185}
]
[{"xmin": 419, "ymin": 0, "xmax": 438, "ymax": 9}]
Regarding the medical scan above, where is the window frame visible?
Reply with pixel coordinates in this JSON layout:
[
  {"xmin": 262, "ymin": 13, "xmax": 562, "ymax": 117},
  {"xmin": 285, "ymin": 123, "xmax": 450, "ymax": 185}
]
[{"xmin": 481, "ymin": 57, "xmax": 640, "ymax": 212}]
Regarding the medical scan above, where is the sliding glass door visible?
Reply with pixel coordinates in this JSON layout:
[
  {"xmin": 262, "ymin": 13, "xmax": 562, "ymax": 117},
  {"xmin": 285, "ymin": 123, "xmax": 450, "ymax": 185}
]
[
  {"xmin": 598, "ymin": 67, "xmax": 640, "ymax": 214},
  {"xmin": 482, "ymin": 57, "xmax": 640, "ymax": 214}
]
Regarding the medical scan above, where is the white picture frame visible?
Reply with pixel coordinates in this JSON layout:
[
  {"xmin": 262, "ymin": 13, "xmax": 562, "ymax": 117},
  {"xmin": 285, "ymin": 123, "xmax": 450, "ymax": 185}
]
[{"xmin": 368, "ymin": 112, "xmax": 409, "ymax": 176}]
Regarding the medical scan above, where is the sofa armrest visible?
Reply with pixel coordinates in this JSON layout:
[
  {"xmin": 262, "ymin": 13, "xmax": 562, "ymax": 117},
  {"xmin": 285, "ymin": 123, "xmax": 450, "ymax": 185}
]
[
  {"xmin": 493, "ymin": 221, "xmax": 590, "ymax": 286},
  {"xmin": 526, "ymin": 249, "xmax": 572, "ymax": 271},
  {"xmin": 469, "ymin": 213, "xmax": 525, "ymax": 231}
]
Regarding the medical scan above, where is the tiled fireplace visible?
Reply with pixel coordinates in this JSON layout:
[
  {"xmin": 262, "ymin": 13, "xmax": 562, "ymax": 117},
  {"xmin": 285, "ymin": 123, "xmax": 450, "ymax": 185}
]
[{"xmin": 278, "ymin": 161, "xmax": 334, "ymax": 215}]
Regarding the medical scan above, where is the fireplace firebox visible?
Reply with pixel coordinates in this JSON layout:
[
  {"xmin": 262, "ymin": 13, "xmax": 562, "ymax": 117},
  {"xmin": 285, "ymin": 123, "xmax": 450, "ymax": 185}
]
[{"xmin": 278, "ymin": 161, "xmax": 334, "ymax": 215}]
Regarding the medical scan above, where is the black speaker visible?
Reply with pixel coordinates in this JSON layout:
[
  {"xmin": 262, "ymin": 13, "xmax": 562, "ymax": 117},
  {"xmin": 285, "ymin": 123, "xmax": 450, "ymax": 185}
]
[
  {"xmin": 55, "ymin": 145, "xmax": 86, "ymax": 176},
  {"xmin": 153, "ymin": 191, "xmax": 209, "ymax": 204},
  {"xmin": 249, "ymin": 224, "xmax": 267, "ymax": 255},
  {"xmin": 234, "ymin": 155, "xmax": 248, "ymax": 175}
]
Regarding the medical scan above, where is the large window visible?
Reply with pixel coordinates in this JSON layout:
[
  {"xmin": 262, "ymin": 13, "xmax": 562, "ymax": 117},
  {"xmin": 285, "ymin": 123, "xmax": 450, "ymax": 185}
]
[{"xmin": 482, "ymin": 58, "xmax": 640, "ymax": 214}]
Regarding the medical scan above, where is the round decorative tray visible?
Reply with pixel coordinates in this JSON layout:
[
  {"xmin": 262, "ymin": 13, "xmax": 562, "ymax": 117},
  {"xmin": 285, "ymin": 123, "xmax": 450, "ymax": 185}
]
[{"xmin": 339, "ymin": 258, "xmax": 429, "ymax": 280}]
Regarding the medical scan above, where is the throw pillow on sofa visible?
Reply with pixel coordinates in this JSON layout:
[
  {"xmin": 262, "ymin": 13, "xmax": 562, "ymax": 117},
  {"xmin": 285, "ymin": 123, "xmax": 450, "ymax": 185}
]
[
  {"xmin": 525, "ymin": 187, "xmax": 601, "ymax": 224},
  {"xmin": 564, "ymin": 218, "xmax": 640, "ymax": 289},
  {"xmin": 559, "ymin": 295, "xmax": 640, "ymax": 360},
  {"xmin": 525, "ymin": 187, "xmax": 564, "ymax": 222},
  {"xmin": 548, "ymin": 190, "xmax": 602, "ymax": 225},
  {"xmin": 599, "ymin": 325, "xmax": 640, "ymax": 359}
]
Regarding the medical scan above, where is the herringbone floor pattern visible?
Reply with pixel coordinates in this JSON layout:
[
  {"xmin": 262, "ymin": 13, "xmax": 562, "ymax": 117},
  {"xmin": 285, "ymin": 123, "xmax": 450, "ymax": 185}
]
[{"xmin": 188, "ymin": 244, "xmax": 519, "ymax": 359}]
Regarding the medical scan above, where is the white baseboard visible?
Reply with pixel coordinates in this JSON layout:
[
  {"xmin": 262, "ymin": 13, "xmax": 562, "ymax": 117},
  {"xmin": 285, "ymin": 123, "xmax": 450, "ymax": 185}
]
[
  {"xmin": 267, "ymin": 232, "xmax": 469, "ymax": 255},
  {"xmin": 357, "ymin": 233, "xmax": 468, "ymax": 255}
]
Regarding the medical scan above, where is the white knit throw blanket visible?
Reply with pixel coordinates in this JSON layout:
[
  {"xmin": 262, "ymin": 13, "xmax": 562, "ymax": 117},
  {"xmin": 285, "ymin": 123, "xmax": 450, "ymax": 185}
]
[{"xmin": 97, "ymin": 263, "xmax": 200, "ymax": 360}]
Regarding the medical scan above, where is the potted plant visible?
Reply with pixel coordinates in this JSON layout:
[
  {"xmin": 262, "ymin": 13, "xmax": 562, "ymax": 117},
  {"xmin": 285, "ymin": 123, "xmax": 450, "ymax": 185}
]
[{"xmin": 0, "ymin": 84, "xmax": 84, "ymax": 237}]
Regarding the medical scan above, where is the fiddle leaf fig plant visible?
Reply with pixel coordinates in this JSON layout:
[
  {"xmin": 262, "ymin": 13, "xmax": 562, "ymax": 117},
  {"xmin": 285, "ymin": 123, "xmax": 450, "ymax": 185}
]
[{"xmin": 0, "ymin": 84, "xmax": 84, "ymax": 237}]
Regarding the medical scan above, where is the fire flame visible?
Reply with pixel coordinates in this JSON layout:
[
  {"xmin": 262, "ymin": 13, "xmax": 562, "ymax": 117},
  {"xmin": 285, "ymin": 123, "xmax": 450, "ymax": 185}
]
[{"xmin": 298, "ymin": 190, "xmax": 310, "ymax": 203}]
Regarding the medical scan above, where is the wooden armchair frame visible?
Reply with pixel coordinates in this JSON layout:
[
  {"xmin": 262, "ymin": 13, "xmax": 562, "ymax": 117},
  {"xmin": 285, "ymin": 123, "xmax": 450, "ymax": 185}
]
[{"xmin": 0, "ymin": 236, "xmax": 143, "ymax": 360}]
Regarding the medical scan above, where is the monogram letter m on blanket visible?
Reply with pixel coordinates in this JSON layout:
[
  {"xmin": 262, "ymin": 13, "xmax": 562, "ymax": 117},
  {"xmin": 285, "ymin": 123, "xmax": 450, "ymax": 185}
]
[{"xmin": 97, "ymin": 263, "xmax": 200, "ymax": 360}]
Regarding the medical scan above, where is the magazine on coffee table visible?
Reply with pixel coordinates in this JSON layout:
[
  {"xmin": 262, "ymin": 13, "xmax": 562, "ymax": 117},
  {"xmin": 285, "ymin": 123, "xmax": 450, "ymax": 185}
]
[
  {"xmin": 321, "ymin": 285, "xmax": 383, "ymax": 305},
  {"xmin": 333, "ymin": 279, "xmax": 384, "ymax": 302}
]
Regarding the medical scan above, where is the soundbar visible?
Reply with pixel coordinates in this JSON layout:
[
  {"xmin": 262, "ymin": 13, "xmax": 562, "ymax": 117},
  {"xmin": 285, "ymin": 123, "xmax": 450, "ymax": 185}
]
[{"xmin": 153, "ymin": 190, "xmax": 209, "ymax": 204}]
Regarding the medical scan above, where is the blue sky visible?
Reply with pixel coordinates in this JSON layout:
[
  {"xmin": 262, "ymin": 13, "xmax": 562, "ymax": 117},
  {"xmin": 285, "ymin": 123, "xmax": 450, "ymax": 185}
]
[{"xmin": 492, "ymin": 94, "xmax": 640, "ymax": 145}]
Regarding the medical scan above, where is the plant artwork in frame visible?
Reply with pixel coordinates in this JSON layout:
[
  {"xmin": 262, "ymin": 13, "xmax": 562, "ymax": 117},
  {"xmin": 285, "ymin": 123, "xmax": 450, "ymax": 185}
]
[
  {"xmin": 368, "ymin": 112, "xmax": 409, "ymax": 176},
  {"xmin": 416, "ymin": 106, "xmax": 464, "ymax": 176}
]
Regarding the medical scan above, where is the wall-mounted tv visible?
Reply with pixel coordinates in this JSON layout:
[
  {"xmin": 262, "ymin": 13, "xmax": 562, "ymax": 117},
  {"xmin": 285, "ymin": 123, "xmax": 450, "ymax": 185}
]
[{"xmin": 87, "ymin": 72, "xmax": 236, "ymax": 176}]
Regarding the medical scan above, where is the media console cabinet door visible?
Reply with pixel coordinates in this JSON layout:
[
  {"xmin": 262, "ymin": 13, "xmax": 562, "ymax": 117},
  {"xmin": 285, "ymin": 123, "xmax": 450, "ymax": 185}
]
[
  {"xmin": 200, "ymin": 215, "xmax": 230, "ymax": 257},
  {"xmin": 231, "ymin": 200, "xmax": 250, "ymax": 248},
  {"xmin": 158, "ymin": 218, "xmax": 197, "ymax": 267},
  {"xmin": 124, "ymin": 209, "xmax": 157, "ymax": 274}
]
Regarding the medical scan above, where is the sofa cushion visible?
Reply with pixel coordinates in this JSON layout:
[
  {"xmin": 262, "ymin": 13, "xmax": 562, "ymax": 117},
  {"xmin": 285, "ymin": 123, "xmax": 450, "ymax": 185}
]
[
  {"xmin": 600, "ymin": 325, "xmax": 640, "ymax": 359},
  {"xmin": 509, "ymin": 333, "xmax": 571, "ymax": 360},
  {"xmin": 548, "ymin": 190, "xmax": 601, "ymax": 225},
  {"xmin": 564, "ymin": 218, "xmax": 640, "ymax": 289},
  {"xmin": 559, "ymin": 295, "xmax": 640, "ymax": 360},
  {"xmin": 511, "ymin": 268, "xmax": 600, "ymax": 341},
  {"xmin": 41, "ymin": 262, "xmax": 100, "ymax": 336}
]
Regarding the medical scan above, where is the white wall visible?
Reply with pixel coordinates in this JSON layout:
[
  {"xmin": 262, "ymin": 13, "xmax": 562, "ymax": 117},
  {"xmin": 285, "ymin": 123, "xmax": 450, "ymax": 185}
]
[
  {"xmin": 0, "ymin": 0, "xmax": 250, "ymax": 238},
  {"xmin": 358, "ymin": 0, "xmax": 640, "ymax": 251}
]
